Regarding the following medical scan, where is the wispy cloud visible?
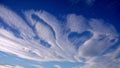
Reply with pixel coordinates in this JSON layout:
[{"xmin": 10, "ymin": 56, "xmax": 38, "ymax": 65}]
[
  {"xmin": 54, "ymin": 65, "xmax": 61, "ymax": 68},
  {"xmin": 80, "ymin": 54, "xmax": 120, "ymax": 68},
  {"xmin": 0, "ymin": 65, "xmax": 24, "ymax": 68},
  {"xmin": 31, "ymin": 65, "xmax": 43, "ymax": 68},
  {"xmin": 0, "ymin": 5, "xmax": 119, "ymax": 68}
]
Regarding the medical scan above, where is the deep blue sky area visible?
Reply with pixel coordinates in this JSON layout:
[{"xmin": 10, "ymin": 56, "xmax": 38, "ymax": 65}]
[{"xmin": 0, "ymin": 0, "xmax": 120, "ymax": 32}]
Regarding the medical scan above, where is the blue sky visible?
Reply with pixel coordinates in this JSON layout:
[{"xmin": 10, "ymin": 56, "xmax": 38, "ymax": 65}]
[{"xmin": 0, "ymin": 0, "xmax": 120, "ymax": 68}]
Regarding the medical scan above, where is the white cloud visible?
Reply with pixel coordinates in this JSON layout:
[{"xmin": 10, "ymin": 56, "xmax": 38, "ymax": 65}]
[
  {"xmin": 0, "ymin": 4, "xmax": 119, "ymax": 67},
  {"xmin": 53, "ymin": 65, "xmax": 61, "ymax": 68},
  {"xmin": 31, "ymin": 65, "xmax": 44, "ymax": 68},
  {"xmin": 80, "ymin": 56, "xmax": 120, "ymax": 68},
  {"xmin": 67, "ymin": 14, "xmax": 89, "ymax": 32},
  {"xmin": 73, "ymin": 59, "xmax": 120, "ymax": 68},
  {"xmin": 0, "ymin": 5, "xmax": 35, "ymax": 39},
  {"xmin": 0, "ymin": 65, "xmax": 24, "ymax": 68},
  {"xmin": 0, "ymin": 5, "xmax": 75, "ymax": 62}
]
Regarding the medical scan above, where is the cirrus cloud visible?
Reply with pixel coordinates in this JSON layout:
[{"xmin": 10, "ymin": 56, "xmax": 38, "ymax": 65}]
[
  {"xmin": 0, "ymin": 5, "xmax": 119, "ymax": 68},
  {"xmin": 0, "ymin": 65, "xmax": 24, "ymax": 68}
]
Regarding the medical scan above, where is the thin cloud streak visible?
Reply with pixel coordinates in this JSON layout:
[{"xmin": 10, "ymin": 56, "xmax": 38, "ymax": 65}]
[{"xmin": 0, "ymin": 65, "xmax": 24, "ymax": 68}]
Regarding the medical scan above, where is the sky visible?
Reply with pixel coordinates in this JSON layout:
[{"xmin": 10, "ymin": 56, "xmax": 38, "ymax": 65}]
[{"xmin": 0, "ymin": 0, "xmax": 120, "ymax": 68}]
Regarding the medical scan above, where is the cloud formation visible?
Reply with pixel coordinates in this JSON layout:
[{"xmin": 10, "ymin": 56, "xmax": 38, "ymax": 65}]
[
  {"xmin": 54, "ymin": 65, "xmax": 61, "ymax": 68},
  {"xmin": 0, "ymin": 65, "xmax": 24, "ymax": 68},
  {"xmin": 0, "ymin": 5, "xmax": 119, "ymax": 68}
]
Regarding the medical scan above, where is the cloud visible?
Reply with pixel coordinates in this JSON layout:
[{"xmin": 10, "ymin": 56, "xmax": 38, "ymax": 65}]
[
  {"xmin": 73, "ymin": 45, "xmax": 120, "ymax": 68},
  {"xmin": 31, "ymin": 65, "xmax": 44, "ymax": 68},
  {"xmin": 0, "ymin": 5, "xmax": 119, "ymax": 68},
  {"xmin": 0, "ymin": 65, "xmax": 24, "ymax": 68},
  {"xmin": 53, "ymin": 65, "xmax": 61, "ymax": 68},
  {"xmin": 0, "ymin": 5, "xmax": 35, "ymax": 39},
  {"xmin": 80, "ymin": 56, "xmax": 120, "ymax": 68}
]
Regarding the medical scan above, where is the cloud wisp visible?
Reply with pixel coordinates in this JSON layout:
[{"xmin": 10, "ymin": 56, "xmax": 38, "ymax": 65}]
[
  {"xmin": 0, "ymin": 5, "xmax": 120, "ymax": 68},
  {"xmin": 0, "ymin": 65, "xmax": 24, "ymax": 68}
]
